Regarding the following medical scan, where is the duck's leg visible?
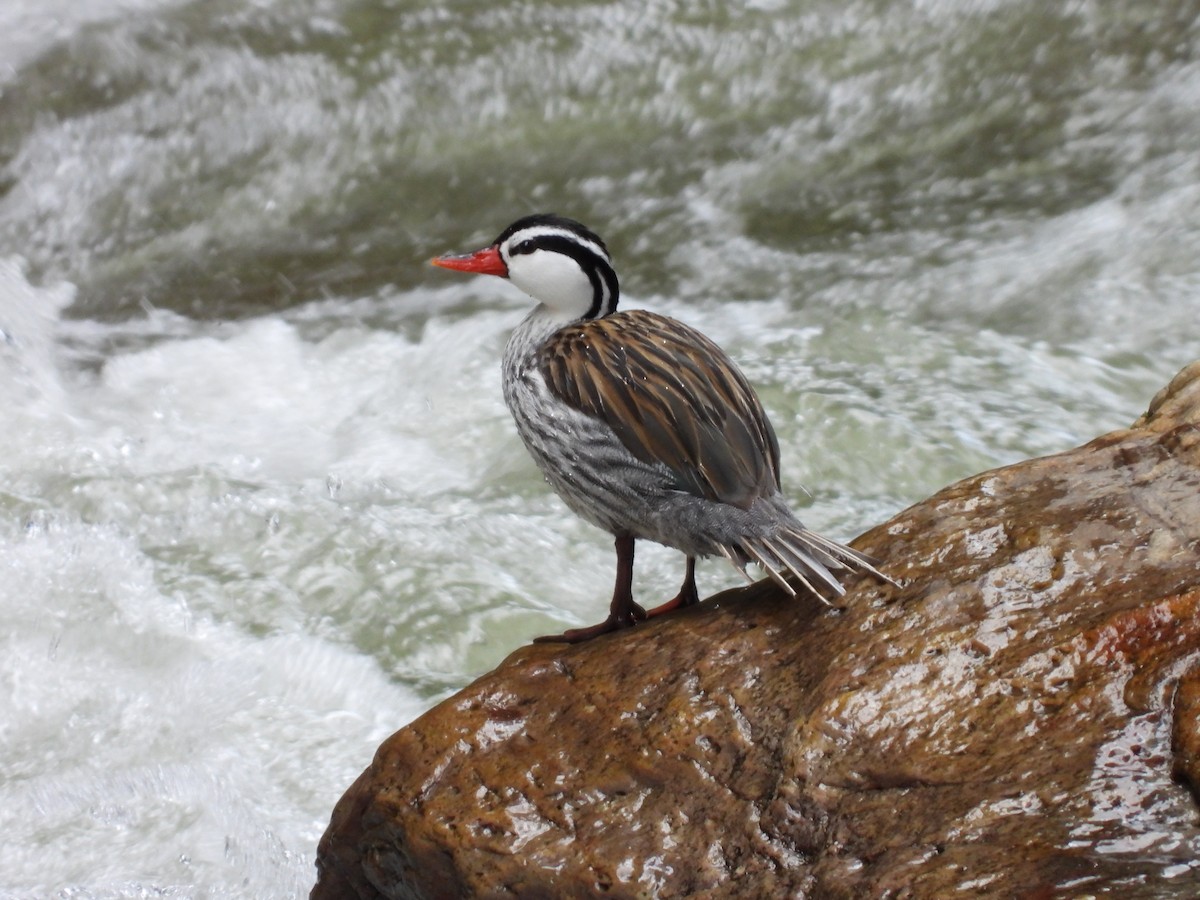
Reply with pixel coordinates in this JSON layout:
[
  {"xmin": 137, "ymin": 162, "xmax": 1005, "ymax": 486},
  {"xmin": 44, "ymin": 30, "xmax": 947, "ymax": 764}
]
[
  {"xmin": 643, "ymin": 555, "xmax": 699, "ymax": 618},
  {"xmin": 535, "ymin": 534, "xmax": 646, "ymax": 643}
]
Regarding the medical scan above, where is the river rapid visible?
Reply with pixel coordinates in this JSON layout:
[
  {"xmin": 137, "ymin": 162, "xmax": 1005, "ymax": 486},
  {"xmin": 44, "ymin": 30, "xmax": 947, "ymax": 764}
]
[{"xmin": 1, "ymin": 0, "xmax": 1198, "ymax": 895}]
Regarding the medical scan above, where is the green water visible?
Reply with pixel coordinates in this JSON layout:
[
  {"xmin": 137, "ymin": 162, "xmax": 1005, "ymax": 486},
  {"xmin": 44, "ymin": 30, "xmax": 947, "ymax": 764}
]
[{"xmin": 1, "ymin": 0, "xmax": 1197, "ymax": 894}]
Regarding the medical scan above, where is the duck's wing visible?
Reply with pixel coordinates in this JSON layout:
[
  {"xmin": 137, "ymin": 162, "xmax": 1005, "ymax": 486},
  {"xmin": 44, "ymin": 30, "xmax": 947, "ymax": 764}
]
[{"xmin": 538, "ymin": 309, "xmax": 781, "ymax": 510}]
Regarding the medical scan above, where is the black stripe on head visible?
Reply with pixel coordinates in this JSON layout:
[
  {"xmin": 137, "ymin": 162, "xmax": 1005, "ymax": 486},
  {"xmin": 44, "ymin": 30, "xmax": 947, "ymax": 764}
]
[{"xmin": 493, "ymin": 213, "xmax": 610, "ymax": 259}]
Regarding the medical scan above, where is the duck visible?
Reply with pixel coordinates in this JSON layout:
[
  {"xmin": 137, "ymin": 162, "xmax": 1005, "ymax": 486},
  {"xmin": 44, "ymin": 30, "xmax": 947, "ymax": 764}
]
[{"xmin": 433, "ymin": 213, "xmax": 892, "ymax": 642}]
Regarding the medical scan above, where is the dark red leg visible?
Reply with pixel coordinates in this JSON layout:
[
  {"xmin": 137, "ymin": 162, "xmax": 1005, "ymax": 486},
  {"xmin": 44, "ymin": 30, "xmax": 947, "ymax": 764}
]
[
  {"xmin": 535, "ymin": 535, "xmax": 647, "ymax": 643},
  {"xmin": 643, "ymin": 555, "xmax": 699, "ymax": 618}
]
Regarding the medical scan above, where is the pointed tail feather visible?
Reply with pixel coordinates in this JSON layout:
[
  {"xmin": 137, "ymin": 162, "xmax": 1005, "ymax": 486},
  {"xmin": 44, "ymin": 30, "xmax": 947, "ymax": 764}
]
[
  {"xmin": 726, "ymin": 524, "xmax": 895, "ymax": 604},
  {"xmin": 717, "ymin": 544, "xmax": 758, "ymax": 587},
  {"xmin": 796, "ymin": 528, "xmax": 898, "ymax": 586},
  {"xmin": 773, "ymin": 532, "xmax": 847, "ymax": 592},
  {"xmin": 767, "ymin": 534, "xmax": 846, "ymax": 597},
  {"xmin": 740, "ymin": 540, "xmax": 797, "ymax": 597}
]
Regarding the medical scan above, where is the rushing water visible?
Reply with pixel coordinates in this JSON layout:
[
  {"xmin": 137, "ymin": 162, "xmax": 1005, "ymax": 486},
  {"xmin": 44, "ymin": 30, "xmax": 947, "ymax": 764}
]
[{"xmin": 1, "ymin": 0, "xmax": 1198, "ymax": 895}]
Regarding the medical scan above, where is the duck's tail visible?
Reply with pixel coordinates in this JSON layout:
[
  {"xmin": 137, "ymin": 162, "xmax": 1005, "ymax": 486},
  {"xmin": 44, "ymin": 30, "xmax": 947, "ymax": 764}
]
[{"xmin": 721, "ymin": 524, "xmax": 897, "ymax": 605}]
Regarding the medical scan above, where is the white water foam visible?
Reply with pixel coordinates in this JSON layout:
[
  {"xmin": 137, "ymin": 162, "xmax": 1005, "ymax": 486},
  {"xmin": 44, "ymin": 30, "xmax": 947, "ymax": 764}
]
[{"xmin": 0, "ymin": 261, "xmax": 453, "ymax": 896}]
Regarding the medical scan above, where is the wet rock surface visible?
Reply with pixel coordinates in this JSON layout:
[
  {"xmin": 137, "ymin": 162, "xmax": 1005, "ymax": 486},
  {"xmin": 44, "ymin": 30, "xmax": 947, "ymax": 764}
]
[{"xmin": 312, "ymin": 362, "xmax": 1200, "ymax": 899}]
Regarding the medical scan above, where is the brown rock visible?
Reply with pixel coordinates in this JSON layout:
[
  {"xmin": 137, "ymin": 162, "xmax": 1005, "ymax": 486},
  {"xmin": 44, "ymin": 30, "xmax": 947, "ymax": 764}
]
[{"xmin": 313, "ymin": 361, "xmax": 1200, "ymax": 899}]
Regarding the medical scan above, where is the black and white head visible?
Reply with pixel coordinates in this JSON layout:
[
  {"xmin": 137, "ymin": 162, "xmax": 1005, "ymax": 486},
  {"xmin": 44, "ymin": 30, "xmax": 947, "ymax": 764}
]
[{"xmin": 432, "ymin": 214, "xmax": 620, "ymax": 323}]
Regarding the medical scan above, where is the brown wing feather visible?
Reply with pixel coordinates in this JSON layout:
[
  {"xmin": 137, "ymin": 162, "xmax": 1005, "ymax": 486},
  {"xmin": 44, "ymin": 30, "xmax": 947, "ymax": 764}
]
[{"xmin": 538, "ymin": 309, "xmax": 781, "ymax": 509}]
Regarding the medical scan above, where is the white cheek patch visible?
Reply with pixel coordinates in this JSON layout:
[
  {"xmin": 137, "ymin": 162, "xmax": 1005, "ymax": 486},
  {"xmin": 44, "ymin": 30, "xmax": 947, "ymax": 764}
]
[
  {"xmin": 509, "ymin": 250, "xmax": 596, "ymax": 320},
  {"xmin": 509, "ymin": 226, "xmax": 609, "ymax": 264}
]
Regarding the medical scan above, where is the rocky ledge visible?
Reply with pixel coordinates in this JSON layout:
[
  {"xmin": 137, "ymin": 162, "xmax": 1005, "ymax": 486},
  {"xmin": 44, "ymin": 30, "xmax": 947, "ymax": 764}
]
[{"xmin": 312, "ymin": 361, "xmax": 1200, "ymax": 899}]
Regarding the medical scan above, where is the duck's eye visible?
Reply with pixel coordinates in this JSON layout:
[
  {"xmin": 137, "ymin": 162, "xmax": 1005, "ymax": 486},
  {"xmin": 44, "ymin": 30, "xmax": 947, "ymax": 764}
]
[{"xmin": 512, "ymin": 239, "xmax": 537, "ymax": 256}]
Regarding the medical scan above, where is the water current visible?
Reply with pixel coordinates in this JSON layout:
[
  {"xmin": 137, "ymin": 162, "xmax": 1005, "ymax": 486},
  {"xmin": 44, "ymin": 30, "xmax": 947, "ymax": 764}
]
[{"xmin": 1, "ymin": 0, "xmax": 1198, "ymax": 895}]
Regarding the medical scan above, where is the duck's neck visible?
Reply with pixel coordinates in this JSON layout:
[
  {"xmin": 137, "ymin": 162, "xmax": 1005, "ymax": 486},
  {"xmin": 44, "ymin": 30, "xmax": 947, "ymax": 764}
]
[{"xmin": 505, "ymin": 305, "xmax": 575, "ymax": 365}]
